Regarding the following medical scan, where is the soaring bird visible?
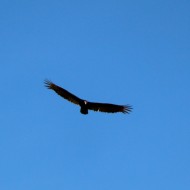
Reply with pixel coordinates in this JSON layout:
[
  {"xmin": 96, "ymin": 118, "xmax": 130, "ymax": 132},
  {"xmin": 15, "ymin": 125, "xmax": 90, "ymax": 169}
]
[{"xmin": 44, "ymin": 80, "xmax": 132, "ymax": 115}]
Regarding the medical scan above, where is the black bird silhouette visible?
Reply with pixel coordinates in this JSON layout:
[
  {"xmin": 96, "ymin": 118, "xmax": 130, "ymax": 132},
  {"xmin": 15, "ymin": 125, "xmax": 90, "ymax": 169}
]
[{"xmin": 44, "ymin": 80, "xmax": 132, "ymax": 115}]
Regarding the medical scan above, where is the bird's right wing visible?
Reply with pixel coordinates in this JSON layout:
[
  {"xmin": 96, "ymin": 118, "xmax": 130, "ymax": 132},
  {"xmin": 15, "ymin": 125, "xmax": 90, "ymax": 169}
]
[{"xmin": 44, "ymin": 80, "xmax": 82, "ymax": 105}]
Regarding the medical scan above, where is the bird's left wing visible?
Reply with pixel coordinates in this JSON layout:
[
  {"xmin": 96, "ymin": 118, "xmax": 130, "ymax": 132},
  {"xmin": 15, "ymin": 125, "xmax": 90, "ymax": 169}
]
[{"xmin": 87, "ymin": 102, "xmax": 132, "ymax": 114}]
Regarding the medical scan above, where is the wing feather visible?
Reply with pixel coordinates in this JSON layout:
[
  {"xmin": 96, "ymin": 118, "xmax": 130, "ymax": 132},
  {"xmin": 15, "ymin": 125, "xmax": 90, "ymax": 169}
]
[{"xmin": 44, "ymin": 80, "xmax": 82, "ymax": 105}]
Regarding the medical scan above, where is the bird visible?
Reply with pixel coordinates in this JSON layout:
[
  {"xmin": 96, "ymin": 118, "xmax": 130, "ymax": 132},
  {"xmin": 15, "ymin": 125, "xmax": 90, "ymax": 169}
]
[{"xmin": 44, "ymin": 80, "xmax": 132, "ymax": 115}]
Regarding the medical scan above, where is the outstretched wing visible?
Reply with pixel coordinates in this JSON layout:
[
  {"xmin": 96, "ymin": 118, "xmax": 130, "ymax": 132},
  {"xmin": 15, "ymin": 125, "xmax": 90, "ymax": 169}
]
[
  {"xmin": 87, "ymin": 102, "xmax": 132, "ymax": 114},
  {"xmin": 44, "ymin": 80, "xmax": 82, "ymax": 105}
]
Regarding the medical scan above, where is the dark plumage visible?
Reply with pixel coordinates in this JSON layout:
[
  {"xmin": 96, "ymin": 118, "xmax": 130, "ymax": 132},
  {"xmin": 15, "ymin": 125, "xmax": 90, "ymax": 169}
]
[{"xmin": 44, "ymin": 80, "xmax": 132, "ymax": 115}]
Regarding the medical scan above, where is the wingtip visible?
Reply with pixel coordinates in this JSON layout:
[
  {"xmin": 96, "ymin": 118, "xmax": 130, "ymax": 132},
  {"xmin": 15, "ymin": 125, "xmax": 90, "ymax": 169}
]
[
  {"xmin": 123, "ymin": 105, "xmax": 133, "ymax": 114},
  {"xmin": 44, "ymin": 79, "xmax": 53, "ymax": 89}
]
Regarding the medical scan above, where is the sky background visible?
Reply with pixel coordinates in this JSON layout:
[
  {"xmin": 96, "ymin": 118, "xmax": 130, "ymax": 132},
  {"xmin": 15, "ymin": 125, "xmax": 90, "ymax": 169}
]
[{"xmin": 0, "ymin": 0, "xmax": 190, "ymax": 189}]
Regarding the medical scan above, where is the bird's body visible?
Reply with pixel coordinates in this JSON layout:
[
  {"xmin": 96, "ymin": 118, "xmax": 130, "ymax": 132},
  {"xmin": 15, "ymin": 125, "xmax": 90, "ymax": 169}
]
[
  {"xmin": 44, "ymin": 80, "xmax": 132, "ymax": 115},
  {"xmin": 79, "ymin": 101, "xmax": 88, "ymax": 114}
]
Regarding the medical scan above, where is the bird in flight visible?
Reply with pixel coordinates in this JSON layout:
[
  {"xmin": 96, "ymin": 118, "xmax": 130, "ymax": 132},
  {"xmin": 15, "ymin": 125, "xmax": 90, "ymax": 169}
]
[{"xmin": 44, "ymin": 80, "xmax": 132, "ymax": 115}]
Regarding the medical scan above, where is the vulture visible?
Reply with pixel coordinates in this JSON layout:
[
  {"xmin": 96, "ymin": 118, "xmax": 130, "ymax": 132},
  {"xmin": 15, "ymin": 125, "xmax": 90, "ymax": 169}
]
[{"xmin": 44, "ymin": 80, "xmax": 132, "ymax": 115}]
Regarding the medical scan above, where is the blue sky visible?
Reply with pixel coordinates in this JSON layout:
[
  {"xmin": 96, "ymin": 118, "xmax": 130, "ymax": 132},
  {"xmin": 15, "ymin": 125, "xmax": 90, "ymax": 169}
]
[{"xmin": 0, "ymin": 0, "xmax": 190, "ymax": 189}]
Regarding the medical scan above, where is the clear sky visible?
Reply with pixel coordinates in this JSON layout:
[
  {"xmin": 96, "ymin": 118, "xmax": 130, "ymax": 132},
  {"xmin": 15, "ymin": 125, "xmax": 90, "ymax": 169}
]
[{"xmin": 0, "ymin": 0, "xmax": 190, "ymax": 189}]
